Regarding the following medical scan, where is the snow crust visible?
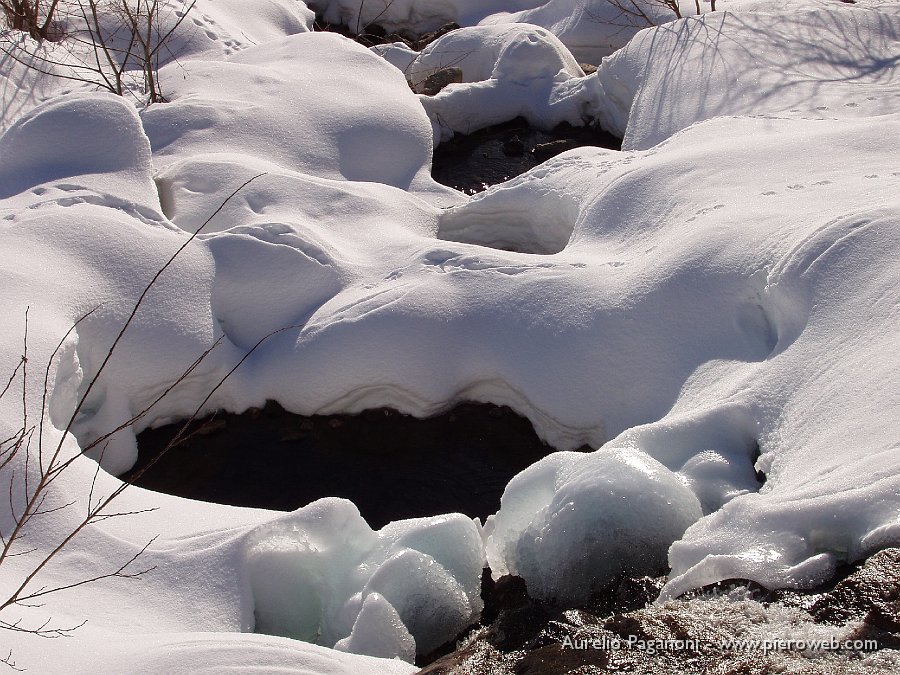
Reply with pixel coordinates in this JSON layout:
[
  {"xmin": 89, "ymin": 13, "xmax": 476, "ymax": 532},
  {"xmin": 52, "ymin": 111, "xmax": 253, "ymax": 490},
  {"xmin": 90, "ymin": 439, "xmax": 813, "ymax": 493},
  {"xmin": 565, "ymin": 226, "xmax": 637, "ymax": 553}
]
[{"xmin": 1, "ymin": 0, "xmax": 900, "ymax": 670}]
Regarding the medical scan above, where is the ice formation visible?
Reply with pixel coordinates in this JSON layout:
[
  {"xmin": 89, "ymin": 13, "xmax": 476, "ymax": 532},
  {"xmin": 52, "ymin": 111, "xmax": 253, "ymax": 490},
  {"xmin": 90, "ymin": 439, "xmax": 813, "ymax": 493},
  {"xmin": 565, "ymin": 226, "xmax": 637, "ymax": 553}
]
[
  {"xmin": 0, "ymin": 0, "xmax": 899, "ymax": 671},
  {"xmin": 244, "ymin": 499, "xmax": 483, "ymax": 659},
  {"xmin": 485, "ymin": 447, "xmax": 703, "ymax": 603}
]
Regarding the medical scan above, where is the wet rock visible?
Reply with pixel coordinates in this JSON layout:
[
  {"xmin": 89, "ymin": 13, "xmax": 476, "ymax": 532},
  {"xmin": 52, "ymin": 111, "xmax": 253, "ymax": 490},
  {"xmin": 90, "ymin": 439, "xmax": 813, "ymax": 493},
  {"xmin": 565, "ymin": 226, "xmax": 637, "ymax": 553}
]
[
  {"xmin": 532, "ymin": 139, "xmax": 580, "ymax": 162},
  {"xmin": 415, "ymin": 557, "xmax": 900, "ymax": 675},
  {"xmin": 514, "ymin": 643, "xmax": 608, "ymax": 674},
  {"xmin": 194, "ymin": 418, "xmax": 226, "ymax": 436},
  {"xmin": 418, "ymin": 67, "xmax": 463, "ymax": 96},
  {"xmin": 809, "ymin": 548, "xmax": 900, "ymax": 627},
  {"xmin": 313, "ymin": 16, "xmax": 459, "ymax": 51}
]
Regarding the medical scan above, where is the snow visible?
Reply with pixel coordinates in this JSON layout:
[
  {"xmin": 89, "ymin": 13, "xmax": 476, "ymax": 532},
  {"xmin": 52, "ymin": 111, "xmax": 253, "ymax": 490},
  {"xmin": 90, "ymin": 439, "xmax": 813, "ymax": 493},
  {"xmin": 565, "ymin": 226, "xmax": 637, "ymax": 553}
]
[
  {"xmin": 390, "ymin": 23, "xmax": 596, "ymax": 141},
  {"xmin": 479, "ymin": 0, "xmax": 679, "ymax": 62},
  {"xmin": 1, "ymin": 0, "xmax": 899, "ymax": 671},
  {"xmin": 314, "ymin": 0, "xmax": 679, "ymax": 60},
  {"xmin": 144, "ymin": 32, "xmax": 448, "ymax": 196},
  {"xmin": 594, "ymin": 6, "xmax": 900, "ymax": 149}
]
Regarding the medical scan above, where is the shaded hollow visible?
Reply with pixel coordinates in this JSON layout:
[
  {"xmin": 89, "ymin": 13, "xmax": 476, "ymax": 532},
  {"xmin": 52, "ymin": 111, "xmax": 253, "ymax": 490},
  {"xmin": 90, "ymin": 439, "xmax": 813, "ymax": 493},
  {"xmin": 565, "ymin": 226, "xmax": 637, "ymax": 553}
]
[
  {"xmin": 129, "ymin": 401, "xmax": 557, "ymax": 528},
  {"xmin": 432, "ymin": 117, "xmax": 622, "ymax": 194}
]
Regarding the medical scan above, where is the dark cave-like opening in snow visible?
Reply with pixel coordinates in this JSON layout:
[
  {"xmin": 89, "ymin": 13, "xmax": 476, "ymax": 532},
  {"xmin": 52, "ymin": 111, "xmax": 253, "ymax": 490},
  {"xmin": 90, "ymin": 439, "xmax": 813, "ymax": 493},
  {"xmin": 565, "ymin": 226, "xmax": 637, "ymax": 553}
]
[
  {"xmin": 431, "ymin": 117, "xmax": 622, "ymax": 194},
  {"xmin": 129, "ymin": 401, "xmax": 562, "ymax": 528}
]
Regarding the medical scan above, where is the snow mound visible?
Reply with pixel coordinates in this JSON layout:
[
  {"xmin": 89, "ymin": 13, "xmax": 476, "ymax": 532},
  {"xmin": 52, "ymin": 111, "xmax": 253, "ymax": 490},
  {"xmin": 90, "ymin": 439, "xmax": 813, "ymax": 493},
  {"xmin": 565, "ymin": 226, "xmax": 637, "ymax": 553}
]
[
  {"xmin": 2, "ymin": 2, "xmax": 900, "ymax": 671},
  {"xmin": 142, "ymin": 32, "xmax": 441, "ymax": 194},
  {"xmin": 596, "ymin": 6, "xmax": 900, "ymax": 149},
  {"xmin": 481, "ymin": 0, "xmax": 678, "ymax": 62},
  {"xmin": 400, "ymin": 24, "xmax": 600, "ymax": 140},
  {"xmin": 405, "ymin": 24, "xmax": 583, "ymax": 91},
  {"xmin": 486, "ymin": 448, "xmax": 702, "ymax": 604},
  {"xmin": 0, "ymin": 93, "xmax": 156, "ymax": 205},
  {"xmin": 243, "ymin": 499, "xmax": 484, "ymax": 659}
]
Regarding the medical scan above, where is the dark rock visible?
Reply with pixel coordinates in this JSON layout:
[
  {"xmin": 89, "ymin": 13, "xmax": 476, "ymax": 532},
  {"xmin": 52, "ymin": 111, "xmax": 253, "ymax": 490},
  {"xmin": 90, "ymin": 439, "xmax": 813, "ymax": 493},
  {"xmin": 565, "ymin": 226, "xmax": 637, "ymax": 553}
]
[
  {"xmin": 589, "ymin": 575, "xmax": 664, "ymax": 616},
  {"xmin": 413, "ymin": 22, "xmax": 461, "ymax": 50},
  {"xmin": 579, "ymin": 63, "xmax": 598, "ymax": 75},
  {"xmin": 502, "ymin": 136, "xmax": 526, "ymax": 157},
  {"xmin": 494, "ymin": 575, "xmax": 530, "ymax": 612},
  {"xmin": 418, "ymin": 67, "xmax": 463, "ymax": 96},
  {"xmin": 487, "ymin": 576, "xmax": 550, "ymax": 652}
]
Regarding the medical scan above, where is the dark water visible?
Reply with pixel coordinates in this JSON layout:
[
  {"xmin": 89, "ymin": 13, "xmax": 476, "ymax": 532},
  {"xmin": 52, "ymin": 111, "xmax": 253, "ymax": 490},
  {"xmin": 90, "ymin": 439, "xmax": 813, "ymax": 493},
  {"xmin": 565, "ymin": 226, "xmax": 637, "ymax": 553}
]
[
  {"xmin": 130, "ymin": 401, "xmax": 558, "ymax": 528},
  {"xmin": 432, "ymin": 117, "xmax": 622, "ymax": 194}
]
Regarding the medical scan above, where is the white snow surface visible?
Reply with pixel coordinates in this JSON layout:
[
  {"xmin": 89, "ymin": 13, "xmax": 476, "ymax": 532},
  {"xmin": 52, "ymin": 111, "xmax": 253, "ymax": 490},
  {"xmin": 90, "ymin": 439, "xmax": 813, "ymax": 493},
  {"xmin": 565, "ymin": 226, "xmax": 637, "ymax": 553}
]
[{"xmin": 1, "ymin": 0, "xmax": 900, "ymax": 671}]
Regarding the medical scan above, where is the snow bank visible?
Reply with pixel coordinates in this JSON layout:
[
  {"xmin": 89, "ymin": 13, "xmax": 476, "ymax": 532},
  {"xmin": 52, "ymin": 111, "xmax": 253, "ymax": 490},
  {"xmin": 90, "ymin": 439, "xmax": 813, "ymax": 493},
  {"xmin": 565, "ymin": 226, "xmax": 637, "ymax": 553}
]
[
  {"xmin": 9, "ymin": 630, "xmax": 418, "ymax": 675},
  {"xmin": 244, "ymin": 499, "xmax": 483, "ymax": 659},
  {"xmin": 405, "ymin": 23, "xmax": 583, "ymax": 89},
  {"xmin": 595, "ymin": 5, "xmax": 900, "ymax": 148}
]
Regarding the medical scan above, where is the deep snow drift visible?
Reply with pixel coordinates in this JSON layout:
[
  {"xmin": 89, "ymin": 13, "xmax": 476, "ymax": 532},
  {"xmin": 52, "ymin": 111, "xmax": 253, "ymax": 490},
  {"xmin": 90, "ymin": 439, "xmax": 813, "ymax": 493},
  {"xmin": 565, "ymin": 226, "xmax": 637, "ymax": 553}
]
[{"xmin": 1, "ymin": 0, "xmax": 899, "ymax": 671}]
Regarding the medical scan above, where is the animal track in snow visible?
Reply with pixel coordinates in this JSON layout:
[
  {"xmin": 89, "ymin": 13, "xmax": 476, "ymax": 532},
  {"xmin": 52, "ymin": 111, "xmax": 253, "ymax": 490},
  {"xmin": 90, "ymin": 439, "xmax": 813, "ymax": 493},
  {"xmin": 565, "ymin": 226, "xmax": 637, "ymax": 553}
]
[{"xmin": 687, "ymin": 204, "xmax": 725, "ymax": 222}]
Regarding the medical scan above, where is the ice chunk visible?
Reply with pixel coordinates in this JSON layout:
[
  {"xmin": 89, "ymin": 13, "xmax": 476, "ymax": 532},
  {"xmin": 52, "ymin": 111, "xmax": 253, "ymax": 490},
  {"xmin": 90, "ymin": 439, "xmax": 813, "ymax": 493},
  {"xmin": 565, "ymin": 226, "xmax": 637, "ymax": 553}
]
[
  {"xmin": 486, "ymin": 448, "xmax": 702, "ymax": 604},
  {"xmin": 243, "ymin": 500, "xmax": 483, "ymax": 660},
  {"xmin": 334, "ymin": 593, "xmax": 415, "ymax": 662}
]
